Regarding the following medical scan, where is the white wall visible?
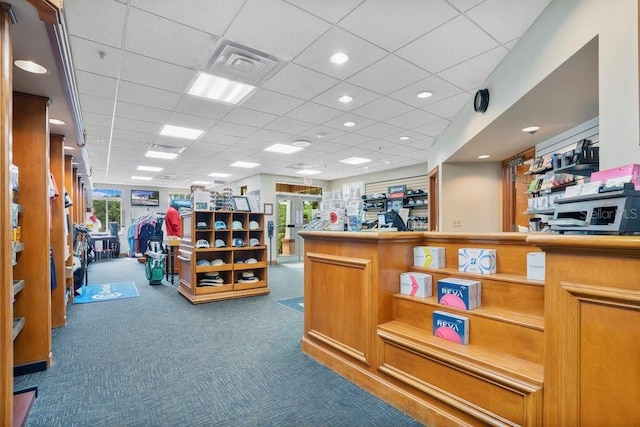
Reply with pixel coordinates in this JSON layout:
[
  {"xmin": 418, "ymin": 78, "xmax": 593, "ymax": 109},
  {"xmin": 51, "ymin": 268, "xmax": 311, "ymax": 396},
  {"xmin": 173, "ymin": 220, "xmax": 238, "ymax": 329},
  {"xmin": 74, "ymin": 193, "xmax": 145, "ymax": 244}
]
[
  {"xmin": 441, "ymin": 162, "xmax": 503, "ymax": 232},
  {"xmin": 328, "ymin": 164, "xmax": 429, "ymax": 191}
]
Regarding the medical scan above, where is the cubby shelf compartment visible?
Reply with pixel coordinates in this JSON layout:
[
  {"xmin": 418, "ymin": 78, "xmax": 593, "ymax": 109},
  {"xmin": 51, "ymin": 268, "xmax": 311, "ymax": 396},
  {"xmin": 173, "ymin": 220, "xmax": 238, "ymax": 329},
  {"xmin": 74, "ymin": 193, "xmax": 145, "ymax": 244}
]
[
  {"xmin": 12, "ymin": 316, "xmax": 25, "ymax": 341},
  {"xmin": 12, "ymin": 279, "xmax": 25, "ymax": 302}
]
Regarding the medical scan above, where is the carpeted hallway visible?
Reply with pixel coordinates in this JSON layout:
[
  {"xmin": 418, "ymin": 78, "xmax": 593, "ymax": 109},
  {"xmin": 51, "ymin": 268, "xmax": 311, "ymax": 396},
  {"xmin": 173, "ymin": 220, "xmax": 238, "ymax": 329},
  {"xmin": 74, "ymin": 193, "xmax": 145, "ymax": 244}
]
[{"xmin": 14, "ymin": 257, "xmax": 422, "ymax": 426}]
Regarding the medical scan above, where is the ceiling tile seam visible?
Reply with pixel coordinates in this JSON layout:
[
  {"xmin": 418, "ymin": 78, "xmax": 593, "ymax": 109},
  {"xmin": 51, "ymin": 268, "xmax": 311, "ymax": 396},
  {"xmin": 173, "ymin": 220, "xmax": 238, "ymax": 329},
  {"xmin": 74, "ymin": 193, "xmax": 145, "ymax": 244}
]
[{"xmin": 462, "ymin": 10, "xmax": 518, "ymax": 53}]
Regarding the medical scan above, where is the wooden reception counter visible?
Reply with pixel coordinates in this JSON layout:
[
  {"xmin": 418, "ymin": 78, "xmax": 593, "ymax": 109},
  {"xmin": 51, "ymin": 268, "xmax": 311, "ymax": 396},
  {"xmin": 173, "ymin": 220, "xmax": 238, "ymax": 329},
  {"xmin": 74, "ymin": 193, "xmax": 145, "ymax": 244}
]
[{"xmin": 298, "ymin": 231, "xmax": 640, "ymax": 426}]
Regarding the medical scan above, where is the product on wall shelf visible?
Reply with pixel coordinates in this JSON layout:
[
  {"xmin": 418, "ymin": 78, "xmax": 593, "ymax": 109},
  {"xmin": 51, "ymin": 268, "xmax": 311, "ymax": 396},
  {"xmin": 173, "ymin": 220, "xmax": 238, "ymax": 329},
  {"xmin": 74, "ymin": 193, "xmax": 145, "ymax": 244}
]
[{"xmin": 362, "ymin": 188, "xmax": 428, "ymax": 230}]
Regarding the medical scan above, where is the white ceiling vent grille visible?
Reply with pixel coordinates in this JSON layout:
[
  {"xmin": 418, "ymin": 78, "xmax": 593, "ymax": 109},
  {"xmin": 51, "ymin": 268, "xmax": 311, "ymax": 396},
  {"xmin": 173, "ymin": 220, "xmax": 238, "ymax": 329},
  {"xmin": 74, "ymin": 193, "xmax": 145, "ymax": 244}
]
[
  {"xmin": 287, "ymin": 162, "xmax": 315, "ymax": 170},
  {"xmin": 203, "ymin": 39, "xmax": 284, "ymax": 86},
  {"xmin": 157, "ymin": 174, "xmax": 178, "ymax": 180}
]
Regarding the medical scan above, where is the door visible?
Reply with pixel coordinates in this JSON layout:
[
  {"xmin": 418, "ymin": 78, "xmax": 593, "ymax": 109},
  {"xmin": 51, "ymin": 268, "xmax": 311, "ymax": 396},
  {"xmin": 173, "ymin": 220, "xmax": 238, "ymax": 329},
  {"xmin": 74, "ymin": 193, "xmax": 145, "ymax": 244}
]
[{"xmin": 275, "ymin": 195, "xmax": 321, "ymax": 263}]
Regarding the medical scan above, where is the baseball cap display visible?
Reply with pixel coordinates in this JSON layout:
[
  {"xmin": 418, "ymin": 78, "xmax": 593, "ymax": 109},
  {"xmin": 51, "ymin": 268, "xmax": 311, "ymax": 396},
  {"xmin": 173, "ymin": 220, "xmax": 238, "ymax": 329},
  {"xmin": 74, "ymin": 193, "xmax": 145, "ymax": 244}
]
[
  {"xmin": 232, "ymin": 237, "xmax": 245, "ymax": 247},
  {"xmin": 232, "ymin": 220, "xmax": 243, "ymax": 230},
  {"xmin": 245, "ymin": 258, "xmax": 258, "ymax": 264},
  {"xmin": 211, "ymin": 258, "xmax": 224, "ymax": 266},
  {"xmin": 238, "ymin": 270, "xmax": 258, "ymax": 283},
  {"xmin": 249, "ymin": 220, "xmax": 260, "ymax": 230},
  {"xmin": 214, "ymin": 220, "xmax": 226, "ymax": 230},
  {"xmin": 196, "ymin": 259, "xmax": 210, "ymax": 266},
  {"xmin": 249, "ymin": 238, "xmax": 260, "ymax": 247},
  {"xmin": 195, "ymin": 239, "xmax": 210, "ymax": 248},
  {"xmin": 196, "ymin": 221, "xmax": 208, "ymax": 229},
  {"xmin": 214, "ymin": 239, "xmax": 226, "ymax": 248}
]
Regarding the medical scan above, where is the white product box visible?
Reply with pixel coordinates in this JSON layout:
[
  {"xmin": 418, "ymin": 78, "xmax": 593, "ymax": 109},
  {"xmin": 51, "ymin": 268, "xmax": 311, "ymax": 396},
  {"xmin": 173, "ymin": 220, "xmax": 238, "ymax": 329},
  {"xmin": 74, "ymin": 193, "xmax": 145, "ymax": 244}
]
[
  {"xmin": 458, "ymin": 248, "xmax": 496, "ymax": 274},
  {"xmin": 191, "ymin": 190, "xmax": 211, "ymax": 211},
  {"xmin": 527, "ymin": 252, "xmax": 546, "ymax": 281},
  {"xmin": 400, "ymin": 272, "xmax": 433, "ymax": 298},
  {"xmin": 536, "ymin": 195, "xmax": 549, "ymax": 210},
  {"xmin": 413, "ymin": 246, "xmax": 445, "ymax": 268},
  {"xmin": 527, "ymin": 197, "xmax": 537, "ymax": 211}
]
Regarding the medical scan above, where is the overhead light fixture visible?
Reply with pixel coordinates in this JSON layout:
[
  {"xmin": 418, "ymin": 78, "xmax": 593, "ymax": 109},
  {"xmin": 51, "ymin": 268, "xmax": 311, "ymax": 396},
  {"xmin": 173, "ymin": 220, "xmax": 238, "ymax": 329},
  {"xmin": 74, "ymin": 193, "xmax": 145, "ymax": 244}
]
[
  {"xmin": 192, "ymin": 180, "xmax": 211, "ymax": 185},
  {"xmin": 145, "ymin": 143, "xmax": 186, "ymax": 160},
  {"xmin": 316, "ymin": 133, "xmax": 326, "ymax": 138},
  {"xmin": 338, "ymin": 95, "xmax": 353, "ymax": 103},
  {"xmin": 478, "ymin": 154, "xmax": 491, "ymax": 159},
  {"xmin": 131, "ymin": 176, "xmax": 153, "ymax": 181},
  {"xmin": 330, "ymin": 52, "xmax": 349, "ymax": 65},
  {"xmin": 137, "ymin": 165, "xmax": 163, "ymax": 172},
  {"xmin": 340, "ymin": 157, "xmax": 371, "ymax": 165},
  {"xmin": 160, "ymin": 124, "xmax": 203, "ymax": 140},
  {"xmin": 416, "ymin": 91, "xmax": 433, "ymax": 99},
  {"xmin": 63, "ymin": 145, "xmax": 74, "ymax": 150},
  {"xmin": 343, "ymin": 121, "xmax": 356, "ymax": 127},
  {"xmin": 292, "ymin": 140, "xmax": 311, "ymax": 147},
  {"xmin": 296, "ymin": 169, "xmax": 321, "ymax": 175},
  {"xmin": 264, "ymin": 143, "xmax": 303, "ymax": 154},
  {"xmin": 14, "ymin": 59, "xmax": 47, "ymax": 74},
  {"xmin": 188, "ymin": 72, "xmax": 255, "ymax": 105},
  {"xmin": 208, "ymin": 172, "xmax": 232, "ymax": 178},
  {"xmin": 399, "ymin": 136, "xmax": 410, "ymax": 141},
  {"xmin": 522, "ymin": 125, "xmax": 541, "ymax": 134},
  {"xmin": 49, "ymin": 118, "xmax": 66, "ymax": 125},
  {"xmin": 230, "ymin": 161, "xmax": 260, "ymax": 168}
]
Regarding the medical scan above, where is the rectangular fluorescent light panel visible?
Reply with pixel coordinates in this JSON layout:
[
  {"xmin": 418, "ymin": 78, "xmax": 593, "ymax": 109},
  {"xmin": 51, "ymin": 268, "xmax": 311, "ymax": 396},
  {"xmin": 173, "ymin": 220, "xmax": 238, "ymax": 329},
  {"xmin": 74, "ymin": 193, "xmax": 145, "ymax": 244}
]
[
  {"xmin": 145, "ymin": 144, "xmax": 186, "ymax": 160},
  {"xmin": 208, "ymin": 172, "xmax": 232, "ymax": 178},
  {"xmin": 145, "ymin": 151, "xmax": 179, "ymax": 160},
  {"xmin": 265, "ymin": 143, "xmax": 303, "ymax": 154},
  {"xmin": 230, "ymin": 161, "xmax": 260, "ymax": 168},
  {"xmin": 131, "ymin": 176, "xmax": 153, "ymax": 181},
  {"xmin": 137, "ymin": 165, "xmax": 163, "ymax": 172},
  {"xmin": 160, "ymin": 124, "xmax": 204, "ymax": 140},
  {"xmin": 188, "ymin": 72, "xmax": 255, "ymax": 105},
  {"xmin": 340, "ymin": 157, "xmax": 371, "ymax": 165},
  {"xmin": 296, "ymin": 169, "xmax": 321, "ymax": 175},
  {"xmin": 192, "ymin": 180, "xmax": 211, "ymax": 185}
]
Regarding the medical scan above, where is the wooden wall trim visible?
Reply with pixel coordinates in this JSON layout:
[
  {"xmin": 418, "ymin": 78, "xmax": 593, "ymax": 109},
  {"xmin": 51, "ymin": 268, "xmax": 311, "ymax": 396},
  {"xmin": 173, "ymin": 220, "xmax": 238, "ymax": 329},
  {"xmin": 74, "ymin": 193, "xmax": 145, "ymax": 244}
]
[
  {"xmin": 26, "ymin": 0, "xmax": 61, "ymax": 24},
  {"xmin": 50, "ymin": 134, "xmax": 66, "ymax": 327},
  {"xmin": 428, "ymin": 165, "xmax": 439, "ymax": 231}
]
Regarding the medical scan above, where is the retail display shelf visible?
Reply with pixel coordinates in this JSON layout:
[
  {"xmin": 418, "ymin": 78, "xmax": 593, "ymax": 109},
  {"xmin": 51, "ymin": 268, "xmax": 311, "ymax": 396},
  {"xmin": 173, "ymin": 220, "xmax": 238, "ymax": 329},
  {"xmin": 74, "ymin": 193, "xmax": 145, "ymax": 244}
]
[
  {"xmin": 410, "ymin": 266, "xmax": 544, "ymax": 287},
  {"xmin": 12, "ymin": 316, "xmax": 25, "ymax": 340},
  {"xmin": 526, "ymin": 181, "xmax": 575, "ymax": 195},
  {"xmin": 13, "ymin": 242, "xmax": 24, "ymax": 253},
  {"xmin": 12, "ymin": 279, "xmax": 25, "ymax": 300},
  {"xmin": 552, "ymin": 163, "xmax": 599, "ymax": 176},
  {"xmin": 526, "ymin": 209, "xmax": 555, "ymax": 215}
]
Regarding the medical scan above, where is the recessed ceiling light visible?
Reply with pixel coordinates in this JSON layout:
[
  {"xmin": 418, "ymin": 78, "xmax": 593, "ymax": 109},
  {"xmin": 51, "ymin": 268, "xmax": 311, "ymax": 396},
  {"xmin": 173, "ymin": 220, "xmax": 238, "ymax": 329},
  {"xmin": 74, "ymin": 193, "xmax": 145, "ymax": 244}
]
[
  {"xmin": 416, "ymin": 91, "xmax": 433, "ymax": 99},
  {"xmin": 192, "ymin": 180, "xmax": 211, "ymax": 185},
  {"xmin": 316, "ymin": 133, "xmax": 326, "ymax": 138},
  {"xmin": 522, "ymin": 125, "xmax": 541, "ymax": 133},
  {"xmin": 338, "ymin": 95, "xmax": 353, "ymax": 103},
  {"xmin": 292, "ymin": 140, "xmax": 311, "ymax": 147},
  {"xmin": 296, "ymin": 170, "xmax": 321, "ymax": 175},
  {"xmin": 131, "ymin": 176, "xmax": 153, "ymax": 181},
  {"xmin": 330, "ymin": 52, "xmax": 349, "ymax": 65},
  {"xmin": 14, "ymin": 59, "xmax": 47, "ymax": 74},
  {"xmin": 343, "ymin": 121, "xmax": 356, "ymax": 127},
  {"xmin": 160, "ymin": 124, "xmax": 203, "ymax": 140},
  {"xmin": 230, "ymin": 161, "xmax": 260, "ymax": 168},
  {"xmin": 340, "ymin": 157, "xmax": 371, "ymax": 165},
  {"xmin": 137, "ymin": 165, "xmax": 163, "ymax": 172},
  {"xmin": 188, "ymin": 72, "xmax": 255, "ymax": 105},
  {"xmin": 208, "ymin": 172, "xmax": 232, "ymax": 178},
  {"xmin": 478, "ymin": 154, "xmax": 491, "ymax": 159},
  {"xmin": 49, "ymin": 118, "xmax": 66, "ymax": 125},
  {"xmin": 145, "ymin": 144, "xmax": 185, "ymax": 160},
  {"xmin": 63, "ymin": 145, "xmax": 74, "ymax": 150},
  {"xmin": 264, "ymin": 143, "xmax": 303, "ymax": 154},
  {"xmin": 399, "ymin": 136, "xmax": 410, "ymax": 141}
]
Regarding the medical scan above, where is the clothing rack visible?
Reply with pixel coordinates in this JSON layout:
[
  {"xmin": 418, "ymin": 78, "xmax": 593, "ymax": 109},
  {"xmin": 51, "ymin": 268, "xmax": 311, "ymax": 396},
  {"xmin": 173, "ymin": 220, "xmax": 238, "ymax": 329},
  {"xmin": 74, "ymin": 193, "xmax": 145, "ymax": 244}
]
[{"xmin": 127, "ymin": 212, "xmax": 164, "ymax": 257}]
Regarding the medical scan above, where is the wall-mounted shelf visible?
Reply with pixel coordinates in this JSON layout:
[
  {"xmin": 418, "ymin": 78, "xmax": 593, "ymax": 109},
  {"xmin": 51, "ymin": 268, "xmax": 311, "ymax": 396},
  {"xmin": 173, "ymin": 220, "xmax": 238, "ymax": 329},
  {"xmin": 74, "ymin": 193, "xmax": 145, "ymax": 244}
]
[{"xmin": 12, "ymin": 317, "xmax": 25, "ymax": 341}]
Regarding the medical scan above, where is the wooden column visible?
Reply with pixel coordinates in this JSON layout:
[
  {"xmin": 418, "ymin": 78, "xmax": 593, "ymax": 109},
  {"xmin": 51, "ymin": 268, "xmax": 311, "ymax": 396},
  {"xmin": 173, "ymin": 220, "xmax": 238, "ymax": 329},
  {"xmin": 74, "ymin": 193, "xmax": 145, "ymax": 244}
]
[
  {"xmin": 64, "ymin": 155, "xmax": 73, "ymax": 301},
  {"xmin": 0, "ymin": 2, "xmax": 13, "ymax": 424},
  {"xmin": 12, "ymin": 92, "xmax": 52, "ymax": 371},
  {"xmin": 50, "ymin": 134, "xmax": 66, "ymax": 327}
]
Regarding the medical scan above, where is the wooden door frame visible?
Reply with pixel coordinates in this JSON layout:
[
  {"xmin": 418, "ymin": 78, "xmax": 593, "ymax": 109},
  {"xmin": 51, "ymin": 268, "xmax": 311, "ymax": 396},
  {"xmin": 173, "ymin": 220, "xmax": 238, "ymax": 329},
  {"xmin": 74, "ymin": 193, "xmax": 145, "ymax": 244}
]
[
  {"xmin": 428, "ymin": 165, "xmax": 439, "ymax": 231},
  {"xmin": 502, "ymin": 147, "xmax": 535, "ymax": 232}
]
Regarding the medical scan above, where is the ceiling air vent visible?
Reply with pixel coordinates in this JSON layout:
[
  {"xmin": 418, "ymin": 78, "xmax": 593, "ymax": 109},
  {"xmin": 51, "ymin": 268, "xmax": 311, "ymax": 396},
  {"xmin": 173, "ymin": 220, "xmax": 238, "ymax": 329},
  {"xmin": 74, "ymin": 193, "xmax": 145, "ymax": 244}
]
[
  {"xmin": 157, "ymin": 174, "xmax": 178, "ymax": 180},
  {"xmin": 286, "ymin": 162, "xmax": 314, "ymax": 170},
  {"xmin": 202, "ymin": 39, "xmax": 284, "ymax": 86}
]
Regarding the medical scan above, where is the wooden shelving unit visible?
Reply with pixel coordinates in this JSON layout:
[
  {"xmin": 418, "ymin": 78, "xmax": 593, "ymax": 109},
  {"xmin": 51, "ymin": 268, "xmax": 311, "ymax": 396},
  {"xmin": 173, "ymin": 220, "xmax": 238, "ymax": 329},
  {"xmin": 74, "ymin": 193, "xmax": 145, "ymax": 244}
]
[{"xmin": 178, "ymin": 211, "xmax": 269, "ymax": 304}]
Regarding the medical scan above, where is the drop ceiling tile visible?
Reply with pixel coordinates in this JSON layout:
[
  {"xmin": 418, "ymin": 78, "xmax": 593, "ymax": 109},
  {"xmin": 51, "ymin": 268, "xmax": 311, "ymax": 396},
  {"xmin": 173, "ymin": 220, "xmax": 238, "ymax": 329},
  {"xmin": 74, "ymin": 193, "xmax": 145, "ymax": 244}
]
[
  {"xmin": 109, "ymin": 139, "xmax": 150, "ymax": 150},
  {"xmin": 421, "ymin": 92, "xmax": 471, "ymax": 119},
  {"xmin": 338, "ymin": 0, "xmax": 459, "ymax": 52},
  {"xmin": 130, "ymin": 0, "xmax": 245, "ymax": 35},
  {"xmin": 466, "ymin": 0, "xmax": 551, "ymax": 44},
  {"xmin": 396, "ymin": 15, "xmax": 498, "ymax": 73},
  {"xmin": 84, "ymin": 125, "xmax": 111, "ymax": 140},
  {"xmin": 80, "ymin": 94, "xmax": 115, "ymax": 115},
  {"xmin": 222, "ymin": 108, "xmax": 278, "ymax": 128},
  {"xmin": 198, "ymin": 132, "xmax": 241, "ymax": 145},
  {"xmin": 284, "ymin": 0, "xmax": 361, "ymax": 23},
  {"xmin": 504, "ymin": 38, "xmax": 520, "ymax": 51},
  {"xmin": 263, "ymin": 63, "xmax": 339, "ymax": 100},
  {"xmin": 351, "ymin": 97, "xmax": 414, "ymax": 122},
  {"xmin": 69, "ymin": 36, "xmax": 121, "ymax": 78},
  {"xmin": 382, "ymin": 130, "xmax": 431, "ymax": 143},
  {"xmin": 241, "ymin": 89, "xmax": 305, "ymax": 116},
  {"xmin": 388, "ymin": 74, "xmax": 463, "ymax": 108},
  {"xmin": 312, "ymin": 82, "xmax": 381, "ymax": 112},
  {"xmin": 330, "ymin": 133, "xmax": 373, "ymax": 146},
  {"xmin": 83, "ymin": 111, "xmax": 112, "ymax": 128},
  {"xmin": 165, "ymin": 112, "xmax": 218, "ymax": 132},
  {"xmin": 189, "ymin": 141, "xmax": 228, "ymax": 153},
  {"xmin": 297, "ymin": 126, "xmax": 346, "ymax": 141},
  {"xmin": 153, "ymin": 135, "xmax": 196, "ymax": 148},
  {"xmin": 413, "ymin": 118, "xmax": 451, "ymax": 137},
  {"xmin": 115, "ymin": 101, "xmax": 172, "ymax": 124},
  {"xmin": 111, "ymin": 128, "xmax": 156, "ymax": 143},
  {"xmin": 437, "ymin": 46, "xmax": 508, "ymax": 91},
  {"xmin": 285, "ymin": 102, "xmax": 344, "ymax": 124},
  {"xmin": 322, "ymin": 113, "xmax": 375, "ymax": 132},
  {"xmin": 225, "ymin": 0, "xmax": 330, "ymax": 60},
  {"xmin": 174, "ymin": 96, "xmax": 234, "ymax": 120},
  {"xmin": 294, "ymin": 27, "xmax": 387, "ymax": 80},
  {"xmin": 120, "ymin": 51, "xmax": 197, "ymax": 93},
  {"xmin": 125, "ymin": 7, "xmax": 217, "ymax": 69},
  {"xmin": 117, "ymin": 81, "xmax": 182, "ymax": 110},
  {"xmin": 446, "ymin": 0, "xmax": 484, "ymax": 12},
  {"xmin": 304, "ymin": 141, "xmax": 350, "ymax": 154},
  {"xmin": 355, "ymin": 122, "xmax": 404, "ymax": 138},
  {"xmin": 265, "ymin": 117, "xmax": 314, "ymax": 135},
  {"xmin": 76, "ymin": 71, "xmax": 118, "ymax": 100},
  {"xmin": 403, "ymin": 136, "xmax": 436, "ymax": 150},
  {"xmin": 209, "ymin": 121, "xmax": 260, "ymax": 138},
  {"xmin": 346, "ymin": 54, "xmax": 430, "ymax": 96},
  {"xmin": 114, "ymin": 116, "xmax": 162, "ymax": 134},
  {"xmin": 64, "ymin": 0, "xmax": 127, "ymax": 48},
  {"xmin": 385, "ymin": 109, "xmax": 441, "ymax": 129},
  {"xmin": 245, "ymin": 128, "xmax": 292, "ymax": 144}
]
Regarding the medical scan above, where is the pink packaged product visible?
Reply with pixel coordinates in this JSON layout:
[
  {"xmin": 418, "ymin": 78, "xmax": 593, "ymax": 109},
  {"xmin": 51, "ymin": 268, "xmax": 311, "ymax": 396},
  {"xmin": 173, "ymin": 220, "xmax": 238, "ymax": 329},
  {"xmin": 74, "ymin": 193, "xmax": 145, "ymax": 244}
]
[{"xmin": 591, "ymin": 164, "xmax": 640, "ymax": 190}]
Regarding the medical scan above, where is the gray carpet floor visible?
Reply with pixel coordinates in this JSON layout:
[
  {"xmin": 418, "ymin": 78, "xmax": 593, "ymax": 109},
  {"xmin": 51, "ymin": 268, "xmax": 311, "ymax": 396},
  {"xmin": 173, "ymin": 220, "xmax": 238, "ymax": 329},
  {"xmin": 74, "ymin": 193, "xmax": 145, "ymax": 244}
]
[{"xmin": 14, "ymin": 257, "xmax": 423, "ymax": 426}]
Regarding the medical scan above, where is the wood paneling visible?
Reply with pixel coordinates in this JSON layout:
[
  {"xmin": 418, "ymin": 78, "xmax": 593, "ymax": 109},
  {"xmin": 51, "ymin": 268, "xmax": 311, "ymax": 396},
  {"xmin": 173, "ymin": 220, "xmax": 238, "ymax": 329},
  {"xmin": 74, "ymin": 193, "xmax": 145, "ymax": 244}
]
[
  {"xmin": 64, "ymin": 155, "xmax": 73, "ymax": 301},
  {"xmin": 50, "ymin": 134, "xmax": 66, "ymax": 327}
]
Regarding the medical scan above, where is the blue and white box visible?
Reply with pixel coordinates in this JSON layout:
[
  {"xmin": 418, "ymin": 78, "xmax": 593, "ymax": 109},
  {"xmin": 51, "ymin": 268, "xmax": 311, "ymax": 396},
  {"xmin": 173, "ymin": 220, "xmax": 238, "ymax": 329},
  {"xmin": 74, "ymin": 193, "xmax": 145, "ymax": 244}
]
[
  {"xmin": 527, "ymin": 252, "xmax": 546, "ymax": 281},
  {"xmin": 437, "ymin": 277, "xmax": 481, "ymax": 310},
  {"xmin": 458, "ymin": 248, "xmax": 496, "ymax": 274},
  {"xmin": 413, "ymin": 246, "xmax": 445, "ymax": 268},
  {"xmin": 432, "ymin": 310, "xmax": 469, "ymax": 345},
  {"xmin": 400, "ymin": 272, "xmax": 432, "ymax": 298}
]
